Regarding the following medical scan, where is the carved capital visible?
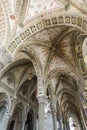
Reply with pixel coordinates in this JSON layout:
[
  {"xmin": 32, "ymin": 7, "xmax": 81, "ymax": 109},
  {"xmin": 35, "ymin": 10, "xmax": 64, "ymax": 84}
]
[
  {"xmin": 37, "ymin": 96, "xmax": 45, "ymax": 104},
  {"xmin": 5, "ymin": 112, "xmax": 12, "ymax": 119}
]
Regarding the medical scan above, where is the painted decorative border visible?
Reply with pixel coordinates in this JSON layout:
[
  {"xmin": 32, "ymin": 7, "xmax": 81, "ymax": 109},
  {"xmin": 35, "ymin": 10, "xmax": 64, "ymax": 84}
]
[
  {"xmin": 7, "ymin": 13, "xmax": 87, "ymax": 55},
  {"xmin": 75, "ymin": 34, "xmax": 87, "ymax": 89}
]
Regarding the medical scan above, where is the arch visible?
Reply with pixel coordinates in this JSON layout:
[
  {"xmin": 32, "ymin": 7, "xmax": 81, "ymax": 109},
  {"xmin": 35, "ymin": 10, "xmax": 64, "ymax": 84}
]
[
  {"xmin": 82, "ymin": 38, "xmax": 87, "ymax": 68},
  {"xmin": 61, "ymin": 101, "xmax": 79, "ymax": 114},
  {"xmin": 16, "ymin": 75, "xmax": 37, "ymax": 95},
  {"xmin": 47, "ymin": 68, "xmax": 78, "ymax": 81},
  {"xmin": 7, "ymin": 102, "xmax": 25, "ymax": 130},
  {"xmin": 57, "ymin": 88, "xmax": 76, "ymax": 101},
  {"xmin": 0, "ymin": 93, "xmax": 8, "ymax": 112},
  {"xmin": 25, "ymin": 109, "xmax": 34, "ymax": 130},
  {"xmin": 11, "ymin": 102, "xmax": 25, "ymax": 124},
  {"xmin": 66, "ymin": 108, "xmax": 83, "ymax": 130},
  {"xmin": 60, "ymin": 92, "xmax": 76, "ymax": 104},
  {"xmin": 75, "ymin": 34, "xmax": 87, "ymax": 90},
  {"xmin": 0, "ymin": 92, "xmax": 11, "ymax": 130},
  {"xmin": 7, "ymin": 12, "xmax": 87, "ymax": 55},
  {"xmin": 14, "ymin": 44, "xmax": 44, "ymax": 96},
  {"xmin": 46, "ymin": 69, "xmax": 81, "ymax": 92},
  {"xmin": 69, "ymin": 0, "xmax": 87, "ymax": 14},
  {"xmin": 0, "ymin": 58, "xmax": 32, "ymax": 78},
  {"xmin": 0, "ymin": 53, "xmax": 44, "ymax": 96},
  {"xmin": 63, "ymin": 103, "xmax": 81, "ymax": 123},
  {"xmin": 0, "ymin": 92, "xmax": 11, "ymax": 113}
]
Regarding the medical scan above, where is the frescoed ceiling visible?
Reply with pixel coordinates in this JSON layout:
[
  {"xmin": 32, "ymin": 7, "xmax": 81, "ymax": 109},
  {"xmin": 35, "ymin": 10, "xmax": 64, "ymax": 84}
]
[
  {"xmin": 0, "ymin": 0, "xmax": 86, "ymax": 47},
  {"xmin": 70, "ymin": 0, "xmax": 87, "ymax": 13},
  {"xmin": 9, "ymin": 0, "xmax": 15, "ymax": 13},
  {"xmin": 0, "ymin": 0, "xmax": 87, "ymax": 107},
  {"xmin": 32, "ymin": 26, "xmax": 64, "ymax": 42},
  {"xmin": 24, "ymin": 0, "xmax": 64, "ymax": 22},
  {"xmin": 77, "ymin": 0, "xmax": 87, "ymax": 6},
  {"xmin": 0, "ymin": 0, "xmax": 87, "ymax": 87},
  {"xmin": 28, "ymin": 26, "xmax": 77, "ymax": 72},
  {"xmin": 72, "ymin": 0, "xmax": 85, "ymax": 6},
  {"xmin": 0, "ymin": 2, "xmax": 7, "ymax": 44},
  {"xmin": 13, "ymin": 26, "xmax": 82, "ymax": 76}
]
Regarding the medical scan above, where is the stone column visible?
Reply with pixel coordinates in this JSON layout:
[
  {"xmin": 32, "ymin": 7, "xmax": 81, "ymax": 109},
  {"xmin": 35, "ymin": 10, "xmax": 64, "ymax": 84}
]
[
  {"xmin": 63, "ymin": 118, "xmax": 67, "ymax": 130},
  {"xmin": 50, "ymin": 94, "xmax": 57, "ymax": 130},
  {"xmin": 51, "ymin": 109, "xmax": 57, "ymax": 130},
  {"xmin": 60, "ymin": 118, "xmax": 64, "ymax": 130},
  {"xmin": 21, "ymin": 119, "xmax": 26, "ymax": 130},
  {"xmin": 38, "ymin": 96, "xmax": 45, "ymax": 130},
  {"xmin": 2, "ymin": 112, "xmax": 11, "ymax": 130},
  {"xmin": 33, "ymin": 121, "xmax": 36, "ymax": 130}
]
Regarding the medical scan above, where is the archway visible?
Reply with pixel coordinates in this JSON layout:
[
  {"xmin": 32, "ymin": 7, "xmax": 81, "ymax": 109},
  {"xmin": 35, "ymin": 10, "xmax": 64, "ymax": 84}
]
[
  {"xmin": 13, "ymin": 108, "xmax": 22, "ymax": 130},
  {"xmin": 7, "ymin": 104, "xmax": 23, "ymax": 130},
  {"xmin": 0, "ymin": 92, "xmax": 10, "ymax": 130},
  {"xmin": 7, "ymin": 102, "xmax": 24, "ymax": 130},
  {"xmin": 25, "ymin": 109, "xmax": 34, "ymax": 130},
  {"xmin": 47, "ymin": 72, "xmax": 86, "ymax": 130}
]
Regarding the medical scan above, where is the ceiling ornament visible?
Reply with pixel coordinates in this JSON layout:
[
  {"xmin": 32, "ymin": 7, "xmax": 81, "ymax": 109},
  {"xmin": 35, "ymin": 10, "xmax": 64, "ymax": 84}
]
[
  {"xmin": 10, "ymin": 15, "xmax": 16, "ymax": 20},
  {"xmin": 65, "ymin": 2, "xmax": 70, "ymax": 11},
  {"xmin": 19, "ymin": 23, "xmax": 24, "ymax": 28}
]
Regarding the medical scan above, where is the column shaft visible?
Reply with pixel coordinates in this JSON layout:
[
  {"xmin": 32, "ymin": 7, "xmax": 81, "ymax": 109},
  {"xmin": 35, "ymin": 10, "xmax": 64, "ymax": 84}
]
[
  {"xmin": 2, "ymin": 113, "xmax": 11, "ymax": 130},
  {"xmin": 38, "ymin": 96, "xmax": 45, "ymax": 130},
  {"xmin": 52, "ymin": 111, "xmax": 57, "ymax": 130},
  {"xmin": 21, "ymin": 120, "xmax": 25, "ymax": 130}
]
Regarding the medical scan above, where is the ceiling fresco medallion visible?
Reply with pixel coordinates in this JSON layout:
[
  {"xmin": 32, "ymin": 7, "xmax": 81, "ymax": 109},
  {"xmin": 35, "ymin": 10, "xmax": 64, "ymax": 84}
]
[{"xmin": 10, "ymin": 15, "xmax": 16, "ymax": 20}]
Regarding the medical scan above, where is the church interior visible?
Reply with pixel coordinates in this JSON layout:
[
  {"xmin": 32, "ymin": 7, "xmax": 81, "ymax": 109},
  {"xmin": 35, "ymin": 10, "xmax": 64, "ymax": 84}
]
[{"xmin": 0, "ymin": 0, "xmax": 87, "ymax": 130}]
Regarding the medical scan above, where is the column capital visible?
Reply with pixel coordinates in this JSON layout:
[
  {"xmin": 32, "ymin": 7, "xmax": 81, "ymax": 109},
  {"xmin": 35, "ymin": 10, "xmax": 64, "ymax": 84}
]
[
  {"xmin": 22, "ymin": 117, "xmax": 27, "ymax": 122},
  {"xmin": 52, "ymin": 111, "xmax": 57, "ymax": 117},
  {"xmin": 37, "ymin": 96, "xmax": 45, "ymax": 103},
  {"xmin": 5, "ymin": 112, "xmax": 12, "ymax": 119}
]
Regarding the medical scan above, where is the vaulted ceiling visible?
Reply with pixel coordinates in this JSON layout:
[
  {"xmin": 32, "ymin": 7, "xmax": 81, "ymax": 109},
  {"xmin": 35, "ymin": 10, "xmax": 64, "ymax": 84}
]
[
  {"xmin": 0, "ymin": 0, "xmax": 86, "ymax": 46},
  {"xmin": 0, "ymin": 2, "xmax": 87, "ymax": 120},
  {"xmin": 0, "ymin": 0, "xmax": 87, "ymax": 94}
]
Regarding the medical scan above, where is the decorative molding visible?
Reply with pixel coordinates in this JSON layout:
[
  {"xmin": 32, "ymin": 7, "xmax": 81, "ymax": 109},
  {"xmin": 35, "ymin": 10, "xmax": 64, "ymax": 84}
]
[
  {"xmin": 7, "ymin": 13, "xmax": 87, "ymax": 55},
  {"xmin": 75, "ymin": 34, "xmax": 87, "ymax": 90}
]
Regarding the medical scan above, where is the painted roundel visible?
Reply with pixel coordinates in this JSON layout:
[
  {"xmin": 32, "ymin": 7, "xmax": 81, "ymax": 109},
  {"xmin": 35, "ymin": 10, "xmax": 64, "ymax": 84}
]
[
  {"xmin": 19, "ymin": 23, "xmax": 24, "ymax": 28},
  {"xmin": 10, "ymin": 15, "xmax": 16, "ymax": 20}
]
